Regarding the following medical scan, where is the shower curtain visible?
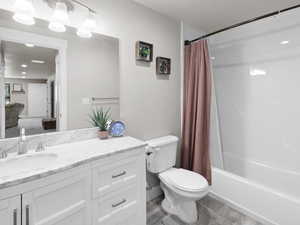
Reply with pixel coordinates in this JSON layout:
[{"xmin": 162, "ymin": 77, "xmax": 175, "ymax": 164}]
[{"xmin": 181, "ymin": 40, "xmax": 212, "ymax": 184}]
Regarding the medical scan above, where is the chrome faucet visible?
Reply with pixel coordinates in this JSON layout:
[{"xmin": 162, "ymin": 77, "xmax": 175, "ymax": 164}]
[
  {"xmin": 36, "ymin": 142, "xmax": 45, "ymax": 152},
  {"xmin": 18, "ymin": 128, "xmax": 28, "ymax": 155}
]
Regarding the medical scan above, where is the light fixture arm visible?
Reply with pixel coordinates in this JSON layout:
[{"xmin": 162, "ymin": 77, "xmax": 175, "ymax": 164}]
[
  {"xmin": 70, "ymin": 0, "xmax": 96, "ymax": 14},
  {"xmin": 44, "ymin": 0, "xmax": 96, "ymax": 14}
]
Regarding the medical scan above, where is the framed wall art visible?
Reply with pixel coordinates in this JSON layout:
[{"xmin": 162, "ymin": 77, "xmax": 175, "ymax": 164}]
[
  {"xmin": 156, "ymin": 57, "xmax": 171, "ymax": 75},
  {"xmin": 136, "ymin": 41, "xmax": 153, "ymax": 62}
]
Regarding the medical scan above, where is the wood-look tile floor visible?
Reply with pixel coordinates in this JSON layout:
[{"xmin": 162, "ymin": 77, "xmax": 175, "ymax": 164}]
[{"xmin": 147, "ymin": 196, "xmax": 265, "ymax": 225}]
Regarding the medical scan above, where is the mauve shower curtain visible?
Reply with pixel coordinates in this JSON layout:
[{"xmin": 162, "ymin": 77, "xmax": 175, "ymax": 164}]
[{"xmin": 181, "ymin": 40, "xmax": 212, "ymax": 184}]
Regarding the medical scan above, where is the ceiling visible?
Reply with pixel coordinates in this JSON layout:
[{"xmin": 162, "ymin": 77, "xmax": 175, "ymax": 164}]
[
  {"xmin": 133, "ymin": 0, "xmax": 300, "ymax": 32},
  {"xmin": 2, "ymin": 41, "xmax": 57, "ymax": 80}
]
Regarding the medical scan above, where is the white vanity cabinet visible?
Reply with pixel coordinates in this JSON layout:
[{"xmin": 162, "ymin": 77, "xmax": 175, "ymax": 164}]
[
  {"xmin": 22, "ymin": 170, "xmax": 91, "ymax": 225},
  {"xmin": 0, "ymin": 144, "xmax": 146, "ymax": 225},
  {"xmin": 0, "ymin": 196, "xmax": 21, "ymax": 225},
  {"xmin": 91, "ymin": 151, "xmax": 145, "ymax": 225}
]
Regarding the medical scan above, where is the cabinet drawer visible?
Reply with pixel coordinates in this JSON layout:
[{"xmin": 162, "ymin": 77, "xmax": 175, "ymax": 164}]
[
  {"xmin": 92, "ymin": 156, "xmax": 138, "ymax": 198},
  {"xmin": 93, "ymin": 184, "xmax": 138, "ymax": 225}
]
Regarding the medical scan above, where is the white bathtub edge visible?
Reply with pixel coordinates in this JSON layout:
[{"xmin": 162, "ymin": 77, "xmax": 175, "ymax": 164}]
[
  {"xmin": 209, "ymin": 191, "xmax": 277, "ymax": 225},
  {"xmin": 211, "ymin": 167, "xmax": 300, "ymax": 225}
]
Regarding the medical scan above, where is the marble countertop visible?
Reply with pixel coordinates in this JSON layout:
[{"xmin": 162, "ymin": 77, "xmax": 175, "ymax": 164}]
[{"xmin": 0, "ymin": 136, "xmax": 146, "ymax": 190}]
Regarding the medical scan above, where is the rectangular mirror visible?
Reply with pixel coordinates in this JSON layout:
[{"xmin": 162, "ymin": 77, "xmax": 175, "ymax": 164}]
[{"xmin": 0, "ymin": 9, "xmax": 120, "ymax": 139}]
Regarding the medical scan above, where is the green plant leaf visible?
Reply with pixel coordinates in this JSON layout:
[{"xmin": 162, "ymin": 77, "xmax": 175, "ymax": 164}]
[{"xmin": 89, "ymin": 107, "xmax": 111, "ymax": 131}]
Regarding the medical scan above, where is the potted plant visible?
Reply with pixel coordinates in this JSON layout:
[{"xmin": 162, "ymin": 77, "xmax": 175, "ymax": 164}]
[{"xmin": 90, "ymin": 108, "xmax": 111, "ymax": 139}]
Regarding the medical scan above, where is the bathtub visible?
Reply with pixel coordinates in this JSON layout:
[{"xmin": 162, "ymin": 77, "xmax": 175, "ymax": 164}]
[{"xmin": 211, "ymin": 167, "xmax": 300, "ymax": 225}]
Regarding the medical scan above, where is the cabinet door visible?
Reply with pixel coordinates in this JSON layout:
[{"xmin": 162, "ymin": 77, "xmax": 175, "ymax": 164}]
[
  {"xmin": 22, "ymin": 173, "xmax": 91, "ymax": 225},
  {"xmin": 0, "ymin": 196, "xmax": 21, "ymax": 225}
]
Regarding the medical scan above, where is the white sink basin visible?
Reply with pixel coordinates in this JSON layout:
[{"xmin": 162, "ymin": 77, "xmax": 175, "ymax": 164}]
[{"xmin": 0, "ymin": 152, "xmax": 58, "ymax": 179}]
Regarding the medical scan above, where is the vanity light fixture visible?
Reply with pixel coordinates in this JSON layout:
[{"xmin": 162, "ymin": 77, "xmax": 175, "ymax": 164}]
[
  {"xmin": 76, "ymin": 10, "xmax": 96, "ymax": 38},
  {"xmin": 13, "ymin": 0, "xmax": 35, "ymax": 25},
  {"xmin": 13, "ymin": 0, "xmax": 97, "ymax": 38},
  {"xmin": 21, "ymin": 64, "xmax": 28, "ymax": 68},
  {"xmin": 48, "ymin": 1, "xmax": 69, "ymax": 32},
  {"xmin": 82, "ymin": 10, "xmax": 97, "ymax": 31},
  {"xmin": 25, "ymin": 43, "xmax": 35, "ymax": 47},
  {"xmin": 32, "ymin": 60, "xmax": 45, "ymax": 64}
]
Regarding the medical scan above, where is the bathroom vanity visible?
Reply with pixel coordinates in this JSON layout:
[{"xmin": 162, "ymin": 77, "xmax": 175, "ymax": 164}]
[{"xmin": 0, "ymin": 137, "xmax": 147, "ymax": 225}]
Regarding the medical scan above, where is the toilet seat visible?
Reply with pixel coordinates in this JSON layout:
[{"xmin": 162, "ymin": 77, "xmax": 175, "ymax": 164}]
[{"xmin": 159, "ymin": 168, "xmax": 208, "ymax": 193}]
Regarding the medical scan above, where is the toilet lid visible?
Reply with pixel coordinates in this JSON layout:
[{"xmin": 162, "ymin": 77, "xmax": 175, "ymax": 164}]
[{"xmin": 159, "ymin": 168, "xmax": 208, "ymax": 192}]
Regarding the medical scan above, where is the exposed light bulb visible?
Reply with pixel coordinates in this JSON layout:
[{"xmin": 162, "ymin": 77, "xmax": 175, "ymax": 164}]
[
  {"xmin": 77, "ymin": 26, "xmax": 92, "ymax": 38},
  {"xmin": 13, "ymin": 0, "xmax": 35, "ymax": 25},
  {"xmin": 49, "ymin": 2, "xmax": 69, "ymax": 33},
  {"xmin": 21, "ymin": 64, "xmax": 28, "ymax": 68},
  {"xmin": 83, "ymin": 11, "xmax": 97, "ymax": 31},
  {"xmin": 76, "ymin": 10, "xmax": 96, "ymax": 38}
]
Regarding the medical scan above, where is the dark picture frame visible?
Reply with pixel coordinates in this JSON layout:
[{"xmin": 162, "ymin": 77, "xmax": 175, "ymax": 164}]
[
  {"xmin": 136, "ymin": 41, "xmax": 153, "ymax": 62},
  {"xmin": 156, "ymin": 57, "xmax": 171, "ymax": 75}
]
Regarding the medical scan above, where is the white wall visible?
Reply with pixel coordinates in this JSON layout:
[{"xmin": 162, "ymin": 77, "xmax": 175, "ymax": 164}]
[
  {"xmin": 183, "ymin": 23, "xmax": 206, "ymax": 40},
  {"xmin": 66, "ymin": 36, "xmax": 119, "ymax": 129},
  {"xmin": 0, "ymin": 0, "xmax": 181, "ymax": 140}
]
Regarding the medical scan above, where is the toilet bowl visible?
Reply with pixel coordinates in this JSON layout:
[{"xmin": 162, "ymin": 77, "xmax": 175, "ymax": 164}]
[
  {"xmin": 159, "ymin": 168, "xmax": 209, "ymax": 223},
  {"xmin": 146, "ymin": 136, "xmax": 209, "ymax": 223}
]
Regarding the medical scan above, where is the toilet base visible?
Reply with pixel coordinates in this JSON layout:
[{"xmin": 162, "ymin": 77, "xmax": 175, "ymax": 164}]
[{"xmin": 160, "ymin": 183, "xmax": 199, "ymax": 223}]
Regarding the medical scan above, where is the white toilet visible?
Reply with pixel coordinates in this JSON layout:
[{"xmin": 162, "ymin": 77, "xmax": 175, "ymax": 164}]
[{"xmin": 146, "ymin": 136, "xmax": 209, "ymax": 224}]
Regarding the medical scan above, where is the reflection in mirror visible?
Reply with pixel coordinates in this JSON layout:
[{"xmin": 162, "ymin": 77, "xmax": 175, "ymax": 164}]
[
  {"xmin": 0, "ymin": 9, "xmax": 120, "ymax": 139},
  {"xmin": 2, "ymin": 41, "xmax": 58, "ymax": 138}
]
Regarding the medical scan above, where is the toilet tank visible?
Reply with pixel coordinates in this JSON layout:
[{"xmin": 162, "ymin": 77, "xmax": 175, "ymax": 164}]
[{"xmin": 146, "ymin": 135, "xmax": 179, "ymax": 173}]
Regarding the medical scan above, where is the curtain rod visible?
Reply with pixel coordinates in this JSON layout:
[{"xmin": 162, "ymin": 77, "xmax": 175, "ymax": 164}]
[{"xmin": 185, "ymin": 4, "xmax": 300, "ymax": 45}]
